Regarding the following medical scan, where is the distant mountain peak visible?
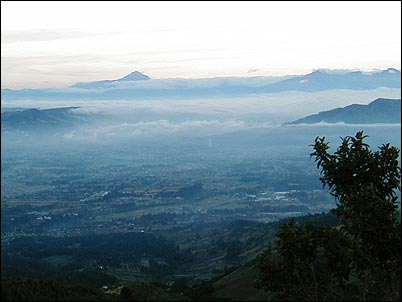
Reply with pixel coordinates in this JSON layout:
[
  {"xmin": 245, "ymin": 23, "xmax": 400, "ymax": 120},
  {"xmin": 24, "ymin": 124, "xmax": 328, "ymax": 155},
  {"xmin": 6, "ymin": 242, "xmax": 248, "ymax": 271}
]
[
  {"xmin": 305, "ymin": 69, "xmax": 334, "ymax": 77},
  {"xmin": 382, "ymin": 68, "xmax": 400, "ymax": 74},
  {"xmin": 308, "ymin": 69, "xmax": 354, "ymax": 76},
  {"xmin": 70, "ymin": 71, "xmax": 150, "ymax": 89},
  {"xmin": 118, "ymin": 71, "xmax": 150, "ymax": 81},
  {"xmin": 309, "ymin": 69, "xmax": 324, "ymax": 75}
]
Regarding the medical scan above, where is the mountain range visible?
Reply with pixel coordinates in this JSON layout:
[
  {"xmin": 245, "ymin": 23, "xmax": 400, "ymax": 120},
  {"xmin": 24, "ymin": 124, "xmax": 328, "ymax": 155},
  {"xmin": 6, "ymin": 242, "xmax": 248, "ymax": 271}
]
[
  {"xmin": 1, "ymin": 106, "xmax": 90, "ymax": 131},
  {"xmin": 2, "ymin": 68, "xmax": 400, "ymax": 101},
  {"xmin": 286, "ymin": 98, "xmax": 401, "ymax": 125},
  {"xmin": 256, "ymin": 68, "xmax": 401, "ymax": 93}
]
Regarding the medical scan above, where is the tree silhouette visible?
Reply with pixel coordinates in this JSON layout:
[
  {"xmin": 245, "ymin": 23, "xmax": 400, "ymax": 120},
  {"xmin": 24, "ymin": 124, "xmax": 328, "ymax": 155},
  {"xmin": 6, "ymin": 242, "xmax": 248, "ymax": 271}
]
[{"xmin": 256, "ymin": 131, "xmax": 401, "ymax": 301}]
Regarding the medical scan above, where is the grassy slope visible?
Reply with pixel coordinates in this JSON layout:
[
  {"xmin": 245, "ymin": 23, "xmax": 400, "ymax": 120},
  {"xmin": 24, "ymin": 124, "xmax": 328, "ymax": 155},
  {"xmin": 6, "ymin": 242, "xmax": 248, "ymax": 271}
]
[
  {"xmin": 212, "ymin": 260, "xmax": 270, "ymax": 301},
  {"xmin": 210, "ymin": 213, "xmax": 340, "ymax": 301}
]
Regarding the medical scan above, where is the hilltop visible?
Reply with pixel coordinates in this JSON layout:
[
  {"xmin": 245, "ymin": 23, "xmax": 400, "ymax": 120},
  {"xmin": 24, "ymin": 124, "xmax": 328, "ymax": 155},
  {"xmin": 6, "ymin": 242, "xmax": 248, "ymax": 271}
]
[
  {"xmin": 286, "ymin": 98, "xmax": 401, "ymax": 125},
  {"xmin": 0, "ymin": 106, "xmax": 98, "ymax": 131}
]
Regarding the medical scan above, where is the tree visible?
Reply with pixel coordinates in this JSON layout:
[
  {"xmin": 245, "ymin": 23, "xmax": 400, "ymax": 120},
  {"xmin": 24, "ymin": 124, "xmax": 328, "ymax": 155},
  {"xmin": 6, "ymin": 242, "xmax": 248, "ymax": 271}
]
[
  {"xmin": 256, "ymin": 131, "xmax": 401, "ymax": 301},
  {"xmin": 311, "ymin": 131, "xmax": 401, "ymax": 263}
]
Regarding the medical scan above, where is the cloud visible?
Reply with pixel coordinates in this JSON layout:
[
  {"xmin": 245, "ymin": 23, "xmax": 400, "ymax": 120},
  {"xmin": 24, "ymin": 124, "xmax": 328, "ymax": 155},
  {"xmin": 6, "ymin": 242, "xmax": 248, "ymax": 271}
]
[
  {"xmin": 1, "ymin": 30, "xmax": 90, "ymax": 44},
  {"xmin": 63, "ymin": 119, "xmax": 252, "ymax": 141},
  {"xmin": 2, "ymin": 88, "xmax": 400, "ymax": 130},
  {"xmin": 69, "ymin": 107, "xmax": 102, "ymax": 115}
]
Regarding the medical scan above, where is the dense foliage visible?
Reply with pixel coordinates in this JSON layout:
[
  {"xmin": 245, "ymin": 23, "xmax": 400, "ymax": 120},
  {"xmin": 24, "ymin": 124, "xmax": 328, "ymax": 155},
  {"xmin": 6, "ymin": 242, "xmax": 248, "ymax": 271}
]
[
  {"xmin": 1, "ymin": 274, "xmax": 190, "ymax": 301},
  {"xmin": 1, "ymin": 273, "xmax": 117, "ymax": 301},
  {"xmin": 256, "ymin": 131, "xmax": 401, "ymax": 301},
  {"xmin": 2, "ymin": 231, "xmax": 193, "ymax": 286}
]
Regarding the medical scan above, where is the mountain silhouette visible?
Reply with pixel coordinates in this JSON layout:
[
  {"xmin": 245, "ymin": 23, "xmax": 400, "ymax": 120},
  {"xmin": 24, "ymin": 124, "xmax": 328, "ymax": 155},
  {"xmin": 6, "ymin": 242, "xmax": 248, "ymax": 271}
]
[
  {"xmin": 286, "ymin": 98, "xmax": 401, "ymax": 124},
  {"xmin": 2, "ymin": 68, "xmax": 400, "ymax": 100},
  {"xmin": 70, "ymin": 71, "xmax": 150, "ymax": 89},
  {"xmin": 257, "ymin": 68, "xmax": 401, "ymax": 93},
  {"xmin": 1, "ymin": 106, "xmax": 94, "ymax": 130}
]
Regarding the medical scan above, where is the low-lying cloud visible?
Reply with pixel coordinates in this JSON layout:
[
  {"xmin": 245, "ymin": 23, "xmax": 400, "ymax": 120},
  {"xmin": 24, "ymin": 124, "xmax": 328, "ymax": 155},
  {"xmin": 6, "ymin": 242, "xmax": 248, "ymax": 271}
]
[{"xmin": 63, "ymin": 119, "xmax": 266, "ymax": 141}]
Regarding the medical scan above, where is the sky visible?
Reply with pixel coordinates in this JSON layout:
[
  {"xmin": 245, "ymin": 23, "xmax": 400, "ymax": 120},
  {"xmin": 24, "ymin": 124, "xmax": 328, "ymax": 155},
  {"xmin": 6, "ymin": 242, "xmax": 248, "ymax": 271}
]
[{"xmin": 1, "ymin": 1, "xmax": 401, "ymax": 88}]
